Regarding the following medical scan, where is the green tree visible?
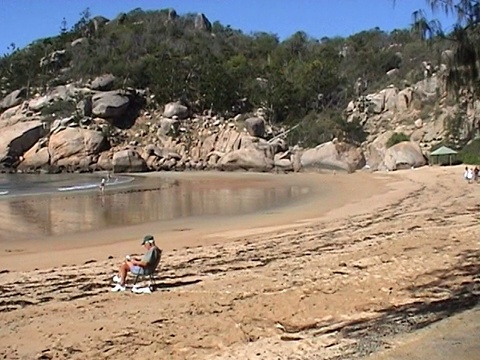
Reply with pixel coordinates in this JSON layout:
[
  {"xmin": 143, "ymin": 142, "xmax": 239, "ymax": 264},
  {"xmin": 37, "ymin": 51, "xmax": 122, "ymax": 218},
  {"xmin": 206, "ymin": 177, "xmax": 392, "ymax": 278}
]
[
  {"xmin": 409, "ymin": 1, "xmax": 480, "ymax": 95},
  {"xmin": 73, "ymin": 7, "xmax": 92, "ymax": 34},
  {"xmin": 386, "ymin": 132, "xmax": 410, "ymax": 148}
]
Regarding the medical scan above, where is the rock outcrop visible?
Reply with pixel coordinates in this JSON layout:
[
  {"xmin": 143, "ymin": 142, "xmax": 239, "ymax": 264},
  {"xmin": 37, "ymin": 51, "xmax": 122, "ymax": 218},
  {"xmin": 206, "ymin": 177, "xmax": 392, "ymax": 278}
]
[
  {"xmin": 300, "ymin": 140, "xmax": 366, "ymax": 173},
  {"xmin": 48, "ymin": 127, "xmax": 109, "ymax": 166},
  {"xmin": 0, "ymin": 121, "xmax": 45, "ymax": 166},
  {"xmin": 381, "ymin": 141, "xmax": 426, "ymax": 171},
  {"xmin": 346, "ymin": 67, "xmax": 478, "ymax": 170},
  {"xmin": 195, "ymin": 13, "xmax": 212, "ymax": 31},
  {"xmin": 218, "ymin": 143, "xmax": 274, "ymax": 172},
  {"xmin": 40, "ymin": 50, "xmax": 66, "ymax": 69},
  {"xmin": 244, "ymin": 117, "xmax": 266, "ymax": 138},
  {"xmin": 163, "ymin": 102, "xmax": 189, "ymax": 119},
  {"xmin": 112, "ymin": 149, "xmax": 147, "ymax": 173},
  {"xmin": 5, "ymin": 59, "xmax": 471, "ymax": 175},
  {"xmin": 0, "ymin": 88, "xmax": 27, "ymax": 111},
  {"xmin": 92, "ymin": 90, "xmax": 130, "ymax": 119},
  {"xmin": 89, "ymin": 74, "xmax": 116, "ymax": 91}
]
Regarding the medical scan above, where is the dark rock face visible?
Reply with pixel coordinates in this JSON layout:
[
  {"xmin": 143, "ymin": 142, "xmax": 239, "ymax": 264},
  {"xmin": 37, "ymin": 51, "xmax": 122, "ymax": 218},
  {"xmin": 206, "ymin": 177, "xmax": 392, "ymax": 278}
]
[
  {"xmin": 195, "ymin": 13, "xmax": 212, "ymax": 31},
  {"xmin": 0, "ymin": 121, "xmax": 46, "ymax": 167}
]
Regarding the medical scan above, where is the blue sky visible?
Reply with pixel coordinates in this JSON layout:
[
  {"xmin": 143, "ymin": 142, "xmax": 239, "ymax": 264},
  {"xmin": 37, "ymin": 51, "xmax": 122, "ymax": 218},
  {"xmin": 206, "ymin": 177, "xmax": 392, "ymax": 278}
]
[{"xmin": 0, "ymin": 0, "xmax": 453, "ymax": 54}]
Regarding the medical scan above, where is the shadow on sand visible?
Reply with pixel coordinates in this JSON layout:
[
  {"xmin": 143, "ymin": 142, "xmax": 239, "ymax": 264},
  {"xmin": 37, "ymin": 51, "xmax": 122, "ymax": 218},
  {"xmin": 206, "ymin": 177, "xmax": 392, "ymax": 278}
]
[
  {"xmin": 153, "ymin": 279, "xmax": 202, "ymax": 291},
  {"xmin": 289, "ymin": 249, "xmax": 480, "ymax": 358}
]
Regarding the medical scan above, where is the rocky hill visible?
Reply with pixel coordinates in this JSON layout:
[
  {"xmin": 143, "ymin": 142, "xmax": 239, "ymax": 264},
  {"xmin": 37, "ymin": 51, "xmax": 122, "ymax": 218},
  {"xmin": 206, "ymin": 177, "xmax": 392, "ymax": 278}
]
[{"xmin": 0, "ymin": 8, "xmax": 478, "ymax": 174}]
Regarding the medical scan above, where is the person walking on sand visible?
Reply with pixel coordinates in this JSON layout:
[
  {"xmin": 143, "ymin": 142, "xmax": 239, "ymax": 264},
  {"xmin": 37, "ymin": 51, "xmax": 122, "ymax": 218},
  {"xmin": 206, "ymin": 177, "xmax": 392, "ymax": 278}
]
[
  {"xmin": 464, "ymin": 167, "xmax": 474, "ymax": 184},
  {"xmin": 474, "ymin": 166, "xmax": 479, "ymax": 182}
]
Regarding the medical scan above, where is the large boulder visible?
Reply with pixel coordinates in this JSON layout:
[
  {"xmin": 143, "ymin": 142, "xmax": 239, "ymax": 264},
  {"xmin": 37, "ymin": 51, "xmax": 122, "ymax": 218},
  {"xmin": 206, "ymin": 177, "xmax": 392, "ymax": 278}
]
[
  {"xmin": 365, "ymin": 130, "xmax": 395, "ymax": 170},
  {"xmin": 17, "ymin": 142, "xmax": 50, "ymax": 171},
  {"xmin": 212, "ymin": 128, "xmax": 241, "ymax": 153},
  {"xmin": 48, "ymin": 127, "xmax": 108, "ymax": 166},
  {"xmin": 195, "ymin": 13, "xmax": 212, "ymax": 31},
  {"xmin": 217, "ymin": 146, "xmax": 274, "ymax": 172},
  {"xmin": 354, "ymin": 86, "xmax": 413, "ymax": 116},
  {"xmin": 244, "ymin": 117, "xmax": 265, "ymax": 138},
  {"xmin": 274, "ymin": 151, "xmax": 294, "ymax": 171},
  {"xmin": 92, "ymin": 91, "xmax": 130, "ymax": 118},
  {"xmin": 91, "ymin": 16, "xmax": 109, "ymax": 33},
  {"xmin": 396, "ymin": 88, "xmax": 413, "ymax": 111},
  {"xmin": 383, "ymin": 87, "xmax": 399, "ymax": 112},
  {"xmin": 167, "ymin": 9, "xmax": 177, "ymax": 22},
  {"xmin": 112, "ymin": 149, "xmax": 148, "ymax": 173},
  {"xmin": 366, "ymin": 92, "xmax": 385, "ymax": 114},
  {"xmin": 158, "ymin": 117, "xmax": 179, "ymax": 135},
  {"xmin": 76, "ymin": 97, "xmax": 93, "ymax": 117},
  {"xmin": 0, "ymin": 121, "xmax": 45, "ymax": 165},
  {"xmin": 40, "ymin": 50, "xmax": 66, "ymax": 68},
  {"xmin": 0, "ymin": 88, "xmax": 27, "ymax": 111},
  {"xmin": 301, "ymin": 141, "xmax": 365, "ymax": 173},
  {"xmin": 28, "ymin": 96, "xmax": 52, "ymax": 112},
  {"xmin": 382, "ymin": 141, "xmax": 426, "ymax": 171},
  {"xmin": 162, "ymin": 102, "xmax": 189, "ymax": 119},
  {"xmin": 89, "ymin": 74, "xmax": 116, "ymax": 91},
  {"xmin": 0, "ymin": 104, "xmax": 33, "ymax": 128},
  {"xmin": 71, "ymin": 37, "xmax": 87, "ymax": 47},
  {"xmin": 96, "ymin": 151, "xmax": 113, "ymax": 170},
  {"xmin": 48, "ymin": 84, "xmax": 77, "ymax": 101},
  {"xmin": 28, "ymin": 84, "xmax": 78, "ymax": 112}
]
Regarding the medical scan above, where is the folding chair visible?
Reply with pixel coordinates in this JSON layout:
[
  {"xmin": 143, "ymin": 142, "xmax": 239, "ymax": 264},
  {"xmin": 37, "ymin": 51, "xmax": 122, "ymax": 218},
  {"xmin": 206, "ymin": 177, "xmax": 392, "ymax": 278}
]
[{"xmin": 132, "ymin": 250, "xmax": 162, "ymax": 292}]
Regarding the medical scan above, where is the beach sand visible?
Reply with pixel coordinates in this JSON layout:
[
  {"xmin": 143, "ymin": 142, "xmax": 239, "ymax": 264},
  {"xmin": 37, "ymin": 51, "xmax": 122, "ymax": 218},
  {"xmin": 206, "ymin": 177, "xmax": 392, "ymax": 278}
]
[{"xmin": 0, "ymin": 166, "xmax": 478, "ymax": 359}]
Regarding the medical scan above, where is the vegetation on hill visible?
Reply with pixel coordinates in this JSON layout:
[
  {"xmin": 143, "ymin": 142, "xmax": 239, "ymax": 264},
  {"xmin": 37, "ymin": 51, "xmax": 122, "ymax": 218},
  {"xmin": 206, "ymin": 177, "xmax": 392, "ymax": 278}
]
[
  {"xmin": 0, "ymin": 5, "xmax": 473, "ymax": 148},
  {"xmin": 411, "ymin": 0, "xmax": 480, "ymax": 96}
]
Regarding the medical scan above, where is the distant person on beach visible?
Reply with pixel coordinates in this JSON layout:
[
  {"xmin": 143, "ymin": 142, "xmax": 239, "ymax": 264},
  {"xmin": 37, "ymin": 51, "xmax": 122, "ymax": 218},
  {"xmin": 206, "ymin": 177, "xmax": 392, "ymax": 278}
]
[
  {"xmin": 106, "ymin": 171, "xmax": 112, "ymax": 182},
  {"xmin": 474, "ymin": 166, "xmax": 479, "ymax": 182},
  {"xmin": 464, "ymin": 167, "xmax": 474, "ymax": 184},
  {"xmin": 99, "ymin": 178, "xmax": 106, "ymax": 193},
  {"xmin": 100, "ymin": 178, "xmax": 106, "ymax": 192},
  {"xmin": 112, "ymin": 235, "xmax": 162, "ymax": 292}
]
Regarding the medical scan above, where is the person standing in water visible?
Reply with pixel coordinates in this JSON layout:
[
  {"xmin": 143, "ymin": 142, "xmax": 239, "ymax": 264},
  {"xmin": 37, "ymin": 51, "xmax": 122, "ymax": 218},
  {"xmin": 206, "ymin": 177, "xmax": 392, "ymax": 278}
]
[{"xmin": 100, "ymin": 177, "xmax": 106, "ymax": 193}]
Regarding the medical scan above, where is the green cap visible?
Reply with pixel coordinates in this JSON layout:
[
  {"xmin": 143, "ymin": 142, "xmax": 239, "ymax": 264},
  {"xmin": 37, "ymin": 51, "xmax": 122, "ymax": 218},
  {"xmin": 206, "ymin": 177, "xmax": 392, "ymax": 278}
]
[{"xmin": 142, "ymin": 234, "xmax": 154, "ymax": 245}]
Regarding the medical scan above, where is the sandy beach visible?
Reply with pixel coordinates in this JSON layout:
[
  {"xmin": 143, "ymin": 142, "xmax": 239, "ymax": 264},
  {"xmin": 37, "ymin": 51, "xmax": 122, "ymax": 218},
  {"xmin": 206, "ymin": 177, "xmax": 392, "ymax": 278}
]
[{"xmin": 0, "ymin": 166, "xmax": 478, "ymax": 359}]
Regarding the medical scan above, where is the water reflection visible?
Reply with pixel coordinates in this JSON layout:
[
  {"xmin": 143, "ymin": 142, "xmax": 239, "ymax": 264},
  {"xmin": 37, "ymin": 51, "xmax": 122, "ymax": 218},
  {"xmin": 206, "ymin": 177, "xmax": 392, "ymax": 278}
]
[{"xmin": 0, "ymin": 178, "xmax": 308, "ymax": 241}]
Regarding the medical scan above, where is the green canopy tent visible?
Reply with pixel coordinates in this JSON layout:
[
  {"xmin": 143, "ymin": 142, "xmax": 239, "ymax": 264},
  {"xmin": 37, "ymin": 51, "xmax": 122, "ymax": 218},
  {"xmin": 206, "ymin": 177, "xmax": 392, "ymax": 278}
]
[{"xmin": 429, "ymin": 146, "xmax": 458, "ymax": 165}]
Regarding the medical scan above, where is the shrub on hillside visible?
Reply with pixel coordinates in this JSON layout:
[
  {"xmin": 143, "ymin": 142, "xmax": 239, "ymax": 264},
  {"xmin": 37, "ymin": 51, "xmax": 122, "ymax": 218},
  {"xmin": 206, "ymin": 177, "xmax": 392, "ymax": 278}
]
[
  {"xmin": 40, "ymin": 100, "xmax": 77, "ymax": 125},
  {"xmin": 460, "ymin": 138, "xmax": 480, "ymax": 165},
  {"xmin": 386, "ymin": 132, "xmax": 410, "ymax": 148}
]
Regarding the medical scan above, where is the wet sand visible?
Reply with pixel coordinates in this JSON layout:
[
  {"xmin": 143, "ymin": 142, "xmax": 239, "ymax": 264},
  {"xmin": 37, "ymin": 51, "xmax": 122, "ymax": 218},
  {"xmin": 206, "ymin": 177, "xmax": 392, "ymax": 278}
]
[{"xmin": 0, "ymin": 166, "xmax": 478, "ymax": 360}]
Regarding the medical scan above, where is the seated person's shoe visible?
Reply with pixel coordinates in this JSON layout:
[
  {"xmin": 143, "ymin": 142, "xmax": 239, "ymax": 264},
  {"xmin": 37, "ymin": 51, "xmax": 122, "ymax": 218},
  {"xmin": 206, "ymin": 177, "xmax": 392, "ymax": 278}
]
[{"xmin": 111, "ymin": 284, "xmax": 126, "ymax": 292}]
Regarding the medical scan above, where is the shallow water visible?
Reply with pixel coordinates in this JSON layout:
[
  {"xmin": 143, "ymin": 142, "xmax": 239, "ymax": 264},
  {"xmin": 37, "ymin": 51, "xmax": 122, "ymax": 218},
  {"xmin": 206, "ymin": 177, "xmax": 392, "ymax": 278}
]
[
  {"xmin": 0, "ymin": 173, "xmax": 310, "ymax": 242},
  {"xmin": 0, "ymin": 173, "xmax": 133, "ymax": 197}
]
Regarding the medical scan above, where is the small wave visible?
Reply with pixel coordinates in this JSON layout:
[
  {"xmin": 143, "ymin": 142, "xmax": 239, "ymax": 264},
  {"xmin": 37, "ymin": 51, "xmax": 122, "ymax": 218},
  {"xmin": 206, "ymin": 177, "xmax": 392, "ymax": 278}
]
[
  {"xmin": 0, "ymin": 190, "xmax": 9, "ymax": 196},
  {"xmin": 58, "ymin": 184, "xmax": 99, "ymax": 192},
  {"xmin": 57, "ymin": 176, "xmax": 134, "ymax": 192}
]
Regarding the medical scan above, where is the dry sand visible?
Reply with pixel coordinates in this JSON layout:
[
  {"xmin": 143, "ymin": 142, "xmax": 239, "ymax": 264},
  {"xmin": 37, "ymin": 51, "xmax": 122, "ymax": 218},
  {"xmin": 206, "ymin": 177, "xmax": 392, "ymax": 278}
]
[{"xmin": 0, "ymin": 166, "xmax": 478, "ymax": 359}]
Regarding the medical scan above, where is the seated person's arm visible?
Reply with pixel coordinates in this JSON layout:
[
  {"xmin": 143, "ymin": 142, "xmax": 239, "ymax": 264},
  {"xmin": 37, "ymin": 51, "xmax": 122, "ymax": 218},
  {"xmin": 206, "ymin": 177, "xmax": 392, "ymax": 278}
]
[{"xmin": 131, "ymin": 258, "xmax": 148, "ymax": 267}]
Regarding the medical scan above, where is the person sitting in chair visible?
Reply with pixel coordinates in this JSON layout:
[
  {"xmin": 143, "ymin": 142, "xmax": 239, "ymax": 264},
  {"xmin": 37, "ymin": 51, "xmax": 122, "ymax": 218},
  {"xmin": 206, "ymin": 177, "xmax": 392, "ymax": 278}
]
[{"xmin": 112, "ymin": 235, "xmax": 161, "ymax": 292}]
